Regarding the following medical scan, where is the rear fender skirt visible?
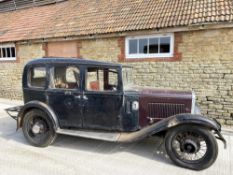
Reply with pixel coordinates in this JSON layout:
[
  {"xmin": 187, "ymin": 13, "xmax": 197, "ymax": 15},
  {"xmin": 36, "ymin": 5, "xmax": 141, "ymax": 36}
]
[
  {"xmin": 17, "ymin": 101, "xmax": 59, "ymax": 131},
  {"xmin": 118, "ymin": 113, "xmax": 224, "ymax": 144}
]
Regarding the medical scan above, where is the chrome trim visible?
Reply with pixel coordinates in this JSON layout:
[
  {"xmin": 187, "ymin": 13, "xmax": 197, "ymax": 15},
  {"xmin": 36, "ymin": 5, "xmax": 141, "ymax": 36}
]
[
  {"xmin": 132, "ymin": 101, "xmax": 139, "ymax": 111},
  {"xmin": 191, "ymin": 91, "xmax": 196, "ymax": 114},
  {"xmin": 148, "ymin": 103, "xmax": 185, "ymax": 119},
  {"xmin": 32, "ymin": 123, "xmax": 41, "ymax": 134},
  {"xmin": 194, "ymin": 105, "xmax": 201, "ymax": 114}
]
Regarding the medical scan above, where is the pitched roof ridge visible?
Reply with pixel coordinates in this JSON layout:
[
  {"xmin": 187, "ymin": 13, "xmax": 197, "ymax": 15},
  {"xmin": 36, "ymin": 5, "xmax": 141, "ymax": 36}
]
[{"xmin": 0, "ymin": 0, "xmax": 233, "ymax": 43}]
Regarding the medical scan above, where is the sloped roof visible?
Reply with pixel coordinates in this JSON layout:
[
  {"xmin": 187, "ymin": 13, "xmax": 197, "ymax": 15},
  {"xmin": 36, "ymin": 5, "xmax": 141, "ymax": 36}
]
[
  {"xmin": 0, "ymin": 0, "xmax": 66, "ymax": 12},
  {"xmin": 0, "ymin": 0, "xmax": 233, "ymax": 42}
]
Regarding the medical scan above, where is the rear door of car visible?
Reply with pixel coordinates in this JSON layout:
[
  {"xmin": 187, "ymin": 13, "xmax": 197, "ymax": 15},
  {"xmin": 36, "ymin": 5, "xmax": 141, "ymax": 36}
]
[{"xmin": 47, "ymin": 64, "xmax": 83, "ymax": 129}]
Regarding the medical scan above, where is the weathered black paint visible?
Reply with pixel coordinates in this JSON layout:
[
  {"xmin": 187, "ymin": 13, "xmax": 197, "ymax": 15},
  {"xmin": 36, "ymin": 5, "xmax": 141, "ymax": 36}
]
[
  {"xmin": 16, "ymin": 100, "xmax": 60, "ymax": 130},
  {"xmin": 22, "ymin": 58, "xmax": 131, "ymax": 131},
  {"xmin": 5, "ymin": 57, "xmax": 227, "ymax": 151},
  {"xmin": 47, "ymin": 89, "xmax": 83, "ymax": 128},
  {"xmin": 117, "ymin": 113, "xmax": 226, "ymax": 149},
  {"xmin": 121, "ymin": 91, "xmax": 140, "ymax": 131},
  {"xmin": 23, "ymin": 64, "xmax": 49, "ymax": 103},
  {"xmin": 20, "ymin": 58, "xmax": 221, "ymax": 135},
  {"xmin": 83, "ymin": 92, "xmax": 123, "ymax": 130}
]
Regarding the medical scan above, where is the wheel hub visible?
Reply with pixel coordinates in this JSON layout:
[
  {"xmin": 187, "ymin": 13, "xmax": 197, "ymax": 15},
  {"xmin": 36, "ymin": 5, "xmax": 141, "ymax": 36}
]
[
  {"xmin": 32, "ymin": 122, "xmax": 44, "ymax": 134},
  {"xmin": 182, "ymin": 139, "xmax": 199, "ymax": 154}
]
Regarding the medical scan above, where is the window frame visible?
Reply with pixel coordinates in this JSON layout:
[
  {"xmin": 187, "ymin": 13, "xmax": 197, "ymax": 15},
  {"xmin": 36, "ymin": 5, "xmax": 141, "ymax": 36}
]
[
  {"xmin": 0, "ymin": 43, "xmax": 16, "ymax": 61},
  {"xmin": 84, "ymin": 66, "xmax": 121, "ymax": 93},
  {"xmin": 27, "ymin": 66, "xmax": 47, "ymax": 89},
  {"xmin": 125, "ymin": 33, "xmax": 174, "ymax": 59},
  {"xmin": 49, "ymin": 65, "xmax": 81, "ymax": 91}
]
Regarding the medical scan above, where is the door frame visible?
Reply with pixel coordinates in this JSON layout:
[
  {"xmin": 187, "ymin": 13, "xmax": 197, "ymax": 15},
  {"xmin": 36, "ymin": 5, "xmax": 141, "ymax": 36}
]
[
  {"xmin": 82, "ymin": 65, "xmax": 124, "ymax": 130},
  {"xmin": 46, "ymin": 64, "xmax": 84, "ymax": 128}
]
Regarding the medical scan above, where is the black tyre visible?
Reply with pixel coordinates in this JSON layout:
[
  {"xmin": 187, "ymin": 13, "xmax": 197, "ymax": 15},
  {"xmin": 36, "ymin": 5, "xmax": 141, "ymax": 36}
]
[
  {"xmin": 165, "ymin": 125, "xmax": 218, "ymax": 170},
  {"xmin": 22, "ymin": 109, "xmax": 57, "ymax": 147}
]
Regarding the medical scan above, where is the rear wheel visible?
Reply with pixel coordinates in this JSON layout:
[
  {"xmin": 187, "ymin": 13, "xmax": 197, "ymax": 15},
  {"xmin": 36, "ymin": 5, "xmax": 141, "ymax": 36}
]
[
  {"xmin": 165, "ymin": 125, "xmax": 218, "ymax": 170},
  {"xmin": 22, "ymin": 109, "xmax": 57, "ymax": 147}
]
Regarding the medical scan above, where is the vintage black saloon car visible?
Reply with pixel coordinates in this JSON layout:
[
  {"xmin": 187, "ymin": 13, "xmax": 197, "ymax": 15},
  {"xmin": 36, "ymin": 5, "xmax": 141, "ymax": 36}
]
[{"xmin": 6, "ymin": 58, "xmax": 226, "ymax": 170}]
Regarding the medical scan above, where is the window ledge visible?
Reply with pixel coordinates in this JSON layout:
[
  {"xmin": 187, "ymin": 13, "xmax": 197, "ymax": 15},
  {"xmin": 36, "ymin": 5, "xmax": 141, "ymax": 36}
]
[
  {"xmin": 0, "ymin": 58, "xmax": 16, "ymax": 61},
  {"xmin": 123, "ymin": 54, "xmax": 181, "ymax": 62}
]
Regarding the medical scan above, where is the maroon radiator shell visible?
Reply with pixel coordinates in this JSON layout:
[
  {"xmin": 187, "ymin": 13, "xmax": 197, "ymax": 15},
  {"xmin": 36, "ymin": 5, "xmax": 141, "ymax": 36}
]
[{"xmin": 138, "ymin": 88, "xmax": 193, "ymax": 127}]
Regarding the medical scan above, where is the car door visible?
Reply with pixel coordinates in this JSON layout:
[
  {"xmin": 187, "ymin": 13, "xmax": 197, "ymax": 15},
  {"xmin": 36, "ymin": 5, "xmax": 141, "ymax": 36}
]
[
  {"xmin": 47, "ymin": 65, "xmax": 83, "ymax": 129},
  {"xmin": 83, "ymin": 66, "xmax": 123, "ymax": 131}
]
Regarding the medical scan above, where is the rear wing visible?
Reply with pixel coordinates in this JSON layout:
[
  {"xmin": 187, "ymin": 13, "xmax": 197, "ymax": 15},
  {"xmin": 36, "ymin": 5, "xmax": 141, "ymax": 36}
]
[{"xmin": 5, "ymin": 106, "xmax": 23, "ymax": 120}]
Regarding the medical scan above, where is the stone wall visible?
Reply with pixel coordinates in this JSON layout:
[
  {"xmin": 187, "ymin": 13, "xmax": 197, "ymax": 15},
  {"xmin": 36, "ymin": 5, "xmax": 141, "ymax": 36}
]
[
  {"xmin": 80, "ymin": 38, "xmax": 120, "ymax": 62},
  {"xmin": 0, "ymin": 28, "xmax": 232, "ymax": 125},
  {"xmin": 127, "ymin": 29, "xmax": 233, "ymax": 125},
  {"xmin": 79, "ymin": 28, "xmax": 233, "ymax": 125},
  {"xmin": 0, "ymin": 43, "xmax": 45, "ymax": 99}
]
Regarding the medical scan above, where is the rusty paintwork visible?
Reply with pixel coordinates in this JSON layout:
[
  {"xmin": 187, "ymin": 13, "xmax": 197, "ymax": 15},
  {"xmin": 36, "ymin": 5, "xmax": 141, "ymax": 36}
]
[
  {"xmin": 139, "ymin": 88, "xmax": 192, "ymax": 127},
  {"xmin": 124, "ymin": 86, "xmax": 192, "ymax": 127}
]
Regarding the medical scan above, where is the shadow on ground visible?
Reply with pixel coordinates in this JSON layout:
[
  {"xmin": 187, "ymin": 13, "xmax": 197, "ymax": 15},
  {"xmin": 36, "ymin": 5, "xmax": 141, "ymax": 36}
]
[{"xmin": 0, "ymin": 116, "xmax": 172, "ymax": 166}]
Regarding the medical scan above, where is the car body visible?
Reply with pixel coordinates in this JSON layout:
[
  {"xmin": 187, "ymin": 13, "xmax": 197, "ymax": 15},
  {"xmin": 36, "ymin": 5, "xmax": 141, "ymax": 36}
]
[{"xmin": 6, "ymin": 57, "xmax": 226, "ymax": 170}]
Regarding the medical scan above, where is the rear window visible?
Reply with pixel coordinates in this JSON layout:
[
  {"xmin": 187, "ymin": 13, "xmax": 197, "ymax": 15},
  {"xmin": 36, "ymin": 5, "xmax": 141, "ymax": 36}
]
[{"xmin": 28, "ymin": 67, "xmax": 46, "ymax": 88}]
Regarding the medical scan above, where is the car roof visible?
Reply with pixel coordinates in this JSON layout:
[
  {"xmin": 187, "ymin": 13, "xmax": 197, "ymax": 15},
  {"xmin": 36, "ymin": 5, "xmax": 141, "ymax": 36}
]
[{"xmin": 26, "ymin": 57, "xmax": 122, "ymax": 67}]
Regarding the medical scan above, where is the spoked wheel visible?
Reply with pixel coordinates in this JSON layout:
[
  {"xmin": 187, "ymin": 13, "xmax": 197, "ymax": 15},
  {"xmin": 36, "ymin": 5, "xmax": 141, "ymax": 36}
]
[
  {"xmin": 165, "ymin": 125, "xmax": 218, "ymax": 170},
  {"xmin": 22, "ymin": 109, "xmax": 57, "ymax": 147}
]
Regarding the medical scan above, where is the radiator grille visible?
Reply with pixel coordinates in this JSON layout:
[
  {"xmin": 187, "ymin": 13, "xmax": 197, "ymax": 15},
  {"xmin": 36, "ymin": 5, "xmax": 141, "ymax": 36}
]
[{"xmin": 148, "ymin": 103, "xmax": 185, "ymax": 119}]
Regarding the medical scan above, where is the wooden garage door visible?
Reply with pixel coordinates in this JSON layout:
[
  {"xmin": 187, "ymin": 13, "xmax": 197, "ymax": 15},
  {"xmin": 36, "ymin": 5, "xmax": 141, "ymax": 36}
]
[{"xmin": 47, "ymin": 41, "xmax": 78, "ymax": 58}]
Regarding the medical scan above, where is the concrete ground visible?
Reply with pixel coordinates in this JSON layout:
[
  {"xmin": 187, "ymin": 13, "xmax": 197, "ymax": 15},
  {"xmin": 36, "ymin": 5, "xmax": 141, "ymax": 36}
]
[{"xmin": 0, "ymin": 98, "xmax": 232, "ymax": 175}]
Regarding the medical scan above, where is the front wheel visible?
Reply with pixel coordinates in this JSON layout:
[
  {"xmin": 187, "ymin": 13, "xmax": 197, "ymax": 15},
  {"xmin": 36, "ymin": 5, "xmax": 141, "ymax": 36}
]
[
  {"xmin": 165, "ymin": 125, "xmax": 218, "ymax": 170},
  {"xmin": 22, "ymin": 109, "xmax": 57, "ymax": 147}
]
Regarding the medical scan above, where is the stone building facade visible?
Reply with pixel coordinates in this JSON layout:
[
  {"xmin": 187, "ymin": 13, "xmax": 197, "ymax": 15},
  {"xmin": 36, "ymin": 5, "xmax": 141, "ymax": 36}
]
[
  {"xmin": 0, "ymin": 27, "xmax": 233, "ymax": 125},
  {"xmin": 0, "ymin": 0, "xmax": 233, "ymax": 125}
]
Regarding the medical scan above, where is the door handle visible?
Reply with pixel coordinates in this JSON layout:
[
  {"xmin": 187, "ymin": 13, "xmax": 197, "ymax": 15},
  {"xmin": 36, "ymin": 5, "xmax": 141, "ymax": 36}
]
[
  {"xmin": 75, "ymin": 95, "xmax": 81, "ymax": 99},
  {"xmin": 64, "ymin": 91, "xmax": 72, "ymax": 95},
  {"xmin": 83, "ymin": 95, "xmax": 88, "ymax": 100},
  {"xmin": 74, "ymin": 95, "xmax": 88, "ymax": 100}
]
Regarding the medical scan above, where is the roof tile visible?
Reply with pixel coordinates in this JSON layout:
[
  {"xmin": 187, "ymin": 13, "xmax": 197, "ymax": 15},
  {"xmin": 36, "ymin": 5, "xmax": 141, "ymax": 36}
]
[{"xmin": 0, "ymin": 0, "xmax": 233, "ymax": 42}]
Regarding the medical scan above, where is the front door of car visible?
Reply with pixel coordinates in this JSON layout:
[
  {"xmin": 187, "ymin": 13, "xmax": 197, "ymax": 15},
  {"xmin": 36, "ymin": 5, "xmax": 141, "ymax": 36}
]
[
  {"xmin": 83, "ymin": 67, "xmax": 123, "ymax": 131},
  {"xmin": 47, "ymin": 65, "xmax": 83, "ymax": 129}
]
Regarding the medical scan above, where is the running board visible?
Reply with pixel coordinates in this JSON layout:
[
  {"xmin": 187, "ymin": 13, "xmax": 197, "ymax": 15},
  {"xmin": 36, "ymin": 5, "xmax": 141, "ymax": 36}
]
[{"xmin": 56, "ymin": 128, "xmax": 121, "ymax": 142}]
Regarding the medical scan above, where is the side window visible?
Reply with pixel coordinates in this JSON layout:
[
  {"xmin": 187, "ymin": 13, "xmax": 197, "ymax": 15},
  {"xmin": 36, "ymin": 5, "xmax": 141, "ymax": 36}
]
[
  {"xmin": 53, "ymin": 66, "xmax": 80, "ymax": 89},
  {"xmin": 86, "ymin": 67, "xmax": 118, "ymax": 92},
  {"xmin": 29, "ymin": 67, "xmax": 46, "ymax": 88},
  {"xmin": 0, "ymin": 43, "xmax": 16, "ymax": 61},
  {"xmin": 125, "ymin": 34, "xmax": 174, "ymax": 59},
  {"xmin": 108, "ymin": 70, "xmax": 118, "ymax": 88}
]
